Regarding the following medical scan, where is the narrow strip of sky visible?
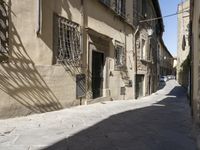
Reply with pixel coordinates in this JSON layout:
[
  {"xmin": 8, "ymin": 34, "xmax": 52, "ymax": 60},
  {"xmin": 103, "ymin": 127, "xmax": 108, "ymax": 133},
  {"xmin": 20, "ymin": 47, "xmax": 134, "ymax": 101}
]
[{"xmin": 159, "ymin": 0, "xmax": 181, "ymax": 57}]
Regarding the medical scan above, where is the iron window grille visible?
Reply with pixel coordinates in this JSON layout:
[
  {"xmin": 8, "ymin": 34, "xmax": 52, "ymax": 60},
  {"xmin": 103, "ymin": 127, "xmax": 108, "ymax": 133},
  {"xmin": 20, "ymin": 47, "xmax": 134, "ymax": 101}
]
[
  {"xmin": 0, "ymin": 0, "xmax": 8, "ymax": 56},
  {"xmin": 115, "ymin": 42, "xmax": 125, "ymax": 69},
  {"xmin": 57, "ymin": 16, "xmax": 81, "ymax": 63}
]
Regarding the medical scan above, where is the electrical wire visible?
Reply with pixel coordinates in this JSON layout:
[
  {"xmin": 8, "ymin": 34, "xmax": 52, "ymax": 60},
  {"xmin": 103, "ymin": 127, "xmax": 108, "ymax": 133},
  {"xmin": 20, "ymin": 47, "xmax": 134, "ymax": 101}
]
[{"xmin": 139, "ymin": 10, "xmax": 189, "ymax": 23}]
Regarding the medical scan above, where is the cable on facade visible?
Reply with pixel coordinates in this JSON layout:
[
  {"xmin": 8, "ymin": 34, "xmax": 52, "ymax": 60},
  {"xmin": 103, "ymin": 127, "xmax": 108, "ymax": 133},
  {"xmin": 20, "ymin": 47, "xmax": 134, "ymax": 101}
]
[{"xmin": 139, "ymin": 10, "xmax": 189, "ymax": 23}]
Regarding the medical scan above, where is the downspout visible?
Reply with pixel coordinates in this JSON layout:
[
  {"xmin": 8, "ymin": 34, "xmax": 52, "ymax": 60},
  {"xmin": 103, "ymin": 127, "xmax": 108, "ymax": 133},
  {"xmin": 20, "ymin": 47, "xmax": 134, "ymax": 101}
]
[
  {"xmin": 133, "ymin": 25, "xmax": 139, "ymax": 99},
  {"xmin": 81, "ymin": 0, "xmax": 88, "ymax": 105},
  {"xmin": 36, "ymin": 0, "xmax": 42, "ymax": 36}
]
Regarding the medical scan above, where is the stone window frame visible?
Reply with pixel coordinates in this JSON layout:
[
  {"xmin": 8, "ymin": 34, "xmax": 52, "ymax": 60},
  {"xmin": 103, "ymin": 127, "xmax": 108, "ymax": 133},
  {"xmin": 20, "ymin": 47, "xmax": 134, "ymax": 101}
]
[
  {"xmin": 114, "ymin": 41, "xmax": 125, "ymax": 70},
  {"xmin": 55, "ymin": 14, "xmax": 82, "ymax": 63}
]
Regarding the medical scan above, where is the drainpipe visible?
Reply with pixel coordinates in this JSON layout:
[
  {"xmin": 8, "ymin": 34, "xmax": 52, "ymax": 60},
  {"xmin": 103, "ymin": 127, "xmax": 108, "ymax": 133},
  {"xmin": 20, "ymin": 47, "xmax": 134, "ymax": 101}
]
[
  {"xmin": 133, "ymin": 25, "xmax": 139, "ymax": 99},
  {"xmin": 81, "ymin": 0, "xmax": 88, "ymax": 105},
  {"xmin": 36, "ymin": 0, "xmax": 42, "ymax": 36}
]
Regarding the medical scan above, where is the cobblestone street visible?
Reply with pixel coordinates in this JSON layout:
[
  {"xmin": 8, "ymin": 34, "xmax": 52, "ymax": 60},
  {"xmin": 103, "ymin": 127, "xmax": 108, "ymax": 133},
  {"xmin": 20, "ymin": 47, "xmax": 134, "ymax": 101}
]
[{"xmin": 0, "ymin": 80, "xmax": 197, "ymax": 150}]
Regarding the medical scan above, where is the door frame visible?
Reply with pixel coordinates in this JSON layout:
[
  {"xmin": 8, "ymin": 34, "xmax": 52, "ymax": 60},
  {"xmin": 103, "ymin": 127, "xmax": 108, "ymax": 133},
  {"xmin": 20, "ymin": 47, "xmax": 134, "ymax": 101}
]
[
  {"xmin": 89, "ymin": 43, "xmax": 105, "ymax": 99},
  {"xmin": 136, "ymin": 74, "xmax": 145, "ymax": 98}
]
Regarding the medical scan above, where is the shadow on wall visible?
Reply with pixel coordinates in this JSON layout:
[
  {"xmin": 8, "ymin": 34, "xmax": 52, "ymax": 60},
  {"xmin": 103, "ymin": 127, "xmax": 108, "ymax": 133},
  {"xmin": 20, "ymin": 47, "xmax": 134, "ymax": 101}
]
[
  {"xmin": 42, "ymin": 86, "xmax": 196, "ymax": 150},
  {"xmin": 0, "ymin": 0, "xmax": 62, "ymax": 118},
  {"xmin": 158, "ymin": 82, "xmax": 166, "ymax": 90},
  {"xmin": 40, "ymin": 0, "xmax": 81, "ymax": 58}
]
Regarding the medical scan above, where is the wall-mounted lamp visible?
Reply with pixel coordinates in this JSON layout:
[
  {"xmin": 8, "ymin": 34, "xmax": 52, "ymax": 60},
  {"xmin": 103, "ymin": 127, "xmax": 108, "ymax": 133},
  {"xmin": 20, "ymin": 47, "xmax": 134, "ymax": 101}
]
[{"xmin": 147, "ymin": 28, "xmax": 154, "ymax": 37}]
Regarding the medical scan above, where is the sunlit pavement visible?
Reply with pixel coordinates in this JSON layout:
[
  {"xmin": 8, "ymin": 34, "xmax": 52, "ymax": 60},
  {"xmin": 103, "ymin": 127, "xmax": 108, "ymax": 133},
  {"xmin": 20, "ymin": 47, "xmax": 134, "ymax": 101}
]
[{"xmin": 0, "ymin": 80, "xmax": 197, "ymax": 150}]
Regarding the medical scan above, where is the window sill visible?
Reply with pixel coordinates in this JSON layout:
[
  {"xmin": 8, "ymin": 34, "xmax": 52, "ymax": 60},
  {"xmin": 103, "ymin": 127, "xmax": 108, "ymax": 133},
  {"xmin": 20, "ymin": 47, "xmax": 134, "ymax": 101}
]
[{"xmin": 140, "ymin": 59, "xmax": 152, "ymax": 64}]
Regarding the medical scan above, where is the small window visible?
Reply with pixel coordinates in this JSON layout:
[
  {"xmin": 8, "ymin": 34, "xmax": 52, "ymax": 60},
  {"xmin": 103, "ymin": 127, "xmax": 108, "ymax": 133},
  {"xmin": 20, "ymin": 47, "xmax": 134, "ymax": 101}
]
[
  {"xmin": 147, "ymin": 43, "xmax": 151, "ymax": 61},
  {"xmin": 115, "ymin": 0, "xmax": 126, "ymax": 17},
  {"xmin": 56, "ymin": 15, "xmax": 81, "ymax": 63},
  {"xmin": 198, "ymin": 17, "xmax": 200, "ymax": 40},
  {"xmin": 140, "ymin": 39, "xmax": 146, "ymax": 60},
  {"xmin": 115, "ymin": 42, "xmax": 125, "ymax": 69}
]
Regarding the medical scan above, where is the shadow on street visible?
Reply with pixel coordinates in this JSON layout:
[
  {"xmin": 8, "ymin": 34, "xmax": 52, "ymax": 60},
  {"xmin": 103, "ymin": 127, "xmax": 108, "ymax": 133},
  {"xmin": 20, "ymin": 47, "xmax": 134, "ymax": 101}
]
[
  {"xmin": 42, "ymin": 85, "xmax": 196, "ymax": 150},
  {"xmin": 158, "ymin": 81, "xmax": 166, "ymax": 90}
]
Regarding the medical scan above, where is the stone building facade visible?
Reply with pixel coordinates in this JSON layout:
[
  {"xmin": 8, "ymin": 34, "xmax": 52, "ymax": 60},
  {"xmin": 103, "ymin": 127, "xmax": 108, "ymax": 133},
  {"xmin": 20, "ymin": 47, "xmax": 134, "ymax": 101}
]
[
  {"xmin": 0, "ymin": 0, "xmax": 137, "ymax": 118},
  {"xmin": 133, "ymin": 0, "xmax": 164, "ymax": 98},
  {"xmin": 159, "ymin": 39, "xmax": 174, "ymax": 77},
  {"xmin": 177, "ymin": 0, "xmax": 190, "ymax": 88},
  {"xmin": 0, "ymin": 0, "xmax": 167, "ymax": 118}
]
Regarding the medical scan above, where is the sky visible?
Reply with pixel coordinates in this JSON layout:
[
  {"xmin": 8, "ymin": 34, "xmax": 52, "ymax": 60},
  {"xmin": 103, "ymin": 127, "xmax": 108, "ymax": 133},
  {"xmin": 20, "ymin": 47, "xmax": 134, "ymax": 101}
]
[{"xmin": 159, "ymin": 0, "xmax": 182, "ymax": 57}]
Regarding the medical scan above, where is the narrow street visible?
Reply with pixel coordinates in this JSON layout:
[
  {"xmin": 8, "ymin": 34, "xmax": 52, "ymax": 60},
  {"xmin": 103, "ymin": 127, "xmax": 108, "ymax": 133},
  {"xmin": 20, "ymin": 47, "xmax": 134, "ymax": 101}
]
[{"xmin": 0, "ymin": 80, "xmax": 197, "ymax": 150}]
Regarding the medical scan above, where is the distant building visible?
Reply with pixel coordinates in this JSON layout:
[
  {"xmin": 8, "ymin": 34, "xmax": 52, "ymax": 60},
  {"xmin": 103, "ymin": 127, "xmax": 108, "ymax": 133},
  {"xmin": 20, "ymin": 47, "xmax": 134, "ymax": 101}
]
[{"xmin": 158, "ymin": 39, "xmax": 174, "ymax": 77}]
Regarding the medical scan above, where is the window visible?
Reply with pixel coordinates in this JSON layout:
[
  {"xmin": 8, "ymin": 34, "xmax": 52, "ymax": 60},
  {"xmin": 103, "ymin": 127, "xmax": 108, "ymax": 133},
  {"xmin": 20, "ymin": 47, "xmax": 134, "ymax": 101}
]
[
  {"xmin": 140, "ymin": 39, "xmax": 146, "ymax": 60},
  {"xmin": 100, "ymin": 0, "xmax": 111, "ymax": 6},
  {"xmin": 57, "ymin": 16, "xmax": 81, "ymax": 62},
  {"xmin": 147, "ymin": 43, "xmax": 151, "ymax": 61},
  {"xmin": 141, "ymin": 0, "xmax": 147, "ymax": 18},
  {"xmin": 115, "ymin": 42, "xmax": 125, "ymax": 68},
  {"xmin": 198, "ymin": 17, "xmax": 200, "ymax": 52},
  {"xmin": 157, "ymin": 44, "xmax": 160, "ymax": 62},
  {"xmin": 0, "ymin": 1, "xmax": 8, "ymax": 56},
  {"xmin": 115, "ymin": 0, "xmax": 126, "ymax": 17}
]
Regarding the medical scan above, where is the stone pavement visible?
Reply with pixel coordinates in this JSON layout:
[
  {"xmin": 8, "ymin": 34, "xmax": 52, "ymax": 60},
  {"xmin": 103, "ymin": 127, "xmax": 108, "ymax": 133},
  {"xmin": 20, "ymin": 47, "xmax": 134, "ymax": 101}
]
[{"xmin": 0, "ymin": 80, "xmax": 197, "ymax": 150}]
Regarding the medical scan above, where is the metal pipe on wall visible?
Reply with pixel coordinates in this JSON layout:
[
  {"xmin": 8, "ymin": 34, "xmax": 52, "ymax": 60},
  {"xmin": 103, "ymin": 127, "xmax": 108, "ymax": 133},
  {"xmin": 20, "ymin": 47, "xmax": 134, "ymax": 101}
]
[{"xmin": 133, "ymin": 25, "xmax": 140, "ymax": 99}]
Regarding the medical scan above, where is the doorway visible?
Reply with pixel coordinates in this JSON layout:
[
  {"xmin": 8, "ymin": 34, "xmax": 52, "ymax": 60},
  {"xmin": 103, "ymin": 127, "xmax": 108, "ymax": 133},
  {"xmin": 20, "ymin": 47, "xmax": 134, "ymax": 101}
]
[
  {"xmin": 92, "ymin": 50, "xmax": 104, "ymax": 99},
  {"xmin": 136, "ymin": 75, "xmax": 144, "ymax": 98}
]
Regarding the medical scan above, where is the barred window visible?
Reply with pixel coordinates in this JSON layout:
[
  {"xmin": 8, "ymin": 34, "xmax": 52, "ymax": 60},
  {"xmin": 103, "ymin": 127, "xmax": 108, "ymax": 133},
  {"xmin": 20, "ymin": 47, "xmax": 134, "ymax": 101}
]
[
  {"xmin": 57, "ymin": 16, "xmax": 81, "ymax": 62},
  {"xmin": 115, "ymin": 42, "xmax": 125, "ymax": 68},
  {"xmin": 0, "ymin": 1, "xmax": 8, "ymax": 56}
]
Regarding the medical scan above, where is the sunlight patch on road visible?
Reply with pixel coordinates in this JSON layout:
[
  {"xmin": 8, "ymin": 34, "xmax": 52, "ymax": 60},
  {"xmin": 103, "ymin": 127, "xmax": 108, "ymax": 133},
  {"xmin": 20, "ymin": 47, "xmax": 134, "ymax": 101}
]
[
  {"xmin": 166, "ymin": 96, "xmax": 177, "ymax": 98},
  {"xmin": 152, "ymin": 104, "xmax": 166, "ymax": 107}
]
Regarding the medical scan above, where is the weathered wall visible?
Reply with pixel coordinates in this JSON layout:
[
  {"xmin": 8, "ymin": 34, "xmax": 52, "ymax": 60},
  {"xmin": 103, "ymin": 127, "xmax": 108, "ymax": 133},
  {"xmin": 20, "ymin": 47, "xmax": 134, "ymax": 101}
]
[
  {"xmin": 177, "ymin": 0, "xmax": 190, "ymax": 87},
  {"xmin": 86, "ymin": 0, "xmax": 135, "ymax": 100},
  {"xmin": 192, "ymin": 0, "xmax": 200, "ymax": 124},
  {"xmin": 0, "ymin": 0, "xmax": 83, "ymax": 118},
  {"xmin": 0, "ymin": 0, "xmax": 136, "ymax": 118}
]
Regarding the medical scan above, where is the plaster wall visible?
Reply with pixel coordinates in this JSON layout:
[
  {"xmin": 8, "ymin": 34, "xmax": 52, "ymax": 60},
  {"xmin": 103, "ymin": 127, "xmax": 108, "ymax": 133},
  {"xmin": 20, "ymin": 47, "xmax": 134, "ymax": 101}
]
[
  {"xmin": 192, "ymin": 0, "xmax": 200, "ymax": 124},
  {"xmin": 0, "ymin": 0, "xmax": 83, "ymax": 118},
  {"xmin": 0, "ymin": 0, "xmax": 136, "ymax": 118}
]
